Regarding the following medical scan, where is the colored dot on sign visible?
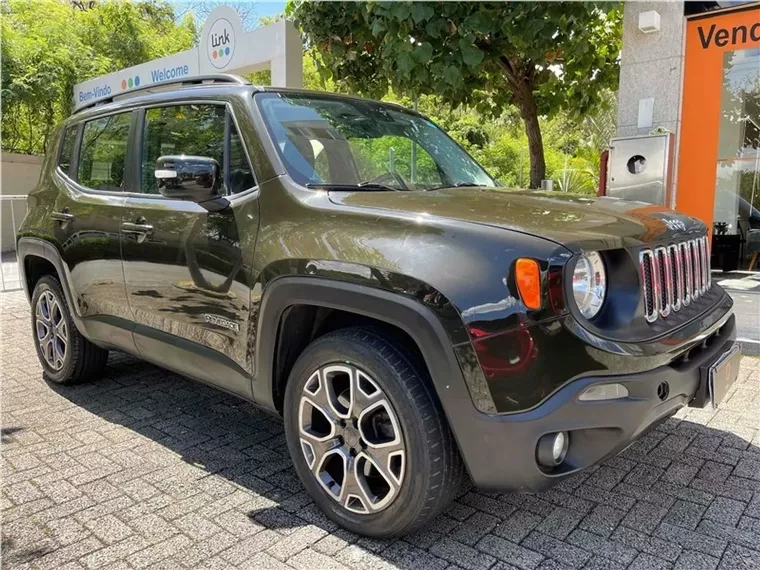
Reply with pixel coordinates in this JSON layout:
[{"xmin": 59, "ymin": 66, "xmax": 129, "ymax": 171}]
[
  {"xmin": 218, "ymin": 49, "xmax": 224, "ymax": 57},
  {"xmin": 128, "ymin": 78, "xmax": 133, "ymax": 88},
  {"xmin": 225, "ymin": 47, "xmax": 230, "ymax": 56},
  {"xmin": 212, "ymin": 50, "xmax": 217, "ymax": 59},
  {"xmin": 134, "ymin": 76, "xmax": 140, "ymax": 86},
  {"xmin": 121, "ymin": 80, "xmax": 127, "ymax": 89}
]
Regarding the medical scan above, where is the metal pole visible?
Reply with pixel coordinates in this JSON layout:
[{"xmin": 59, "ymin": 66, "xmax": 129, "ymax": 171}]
[
  {"xmin": 411, "ymin": 95, "xmax": 418, "ymax": 184},
  {"xmin": 10, "ymin": 199, "xmax": 17, "ymax": 248},
  {"xmin": 0, "ymin": 202, "xmax": 7, "ymax": 291}
]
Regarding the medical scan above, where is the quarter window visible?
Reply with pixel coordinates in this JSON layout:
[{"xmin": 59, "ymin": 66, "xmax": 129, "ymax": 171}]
[
  {"xmin": 58, "ymin": 126, "xmax": 77, "ymax": 174},
  {"xmin": 77, "ymin": 113, "xmax": 132, "ymax": 191},
  {"xmin": 141, "ymin": 104, "xmax": 255, "ymax": 196}
]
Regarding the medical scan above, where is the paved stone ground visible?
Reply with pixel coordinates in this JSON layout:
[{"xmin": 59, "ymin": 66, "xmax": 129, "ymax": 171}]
[{"xmin": 2, "ymin": 289, "xmax": 760, "ymax": 570}]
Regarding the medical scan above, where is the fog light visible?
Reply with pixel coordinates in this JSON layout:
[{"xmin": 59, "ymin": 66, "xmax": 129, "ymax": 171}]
[
  {"xmin": 579, "ymin": 383, "xmax": 629, "ymax": 401},
  {"xmin": 537, "ymin": 431, "xmax": 569, "ymax": 467}
]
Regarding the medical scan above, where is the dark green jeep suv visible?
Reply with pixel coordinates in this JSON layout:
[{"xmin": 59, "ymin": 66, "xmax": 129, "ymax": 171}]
[{"xmin": 17, "ymin": 74, "xmax": 740, "ymax": 538}]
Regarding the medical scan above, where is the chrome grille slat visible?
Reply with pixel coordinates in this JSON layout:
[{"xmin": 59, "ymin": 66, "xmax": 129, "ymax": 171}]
[
  {"xmin": 668, "ymin": 244, "xmax": 682, "ymax": 312},
  {"xmin": 691, "ymin": 239, "xmax": 702, "ymax": 299},
  {"xmin": 655, "ymin": 246, "xmax": 671, "ymax": 318},
  {"xmin": 639, "ymin": 235, "xmax": 709, "ymax": 323},
  {"xmin": 639, "ymin": 250, "xmax": 657, "ymax": 322},
  {"xmin": 680, "ymin": 241, "xmax": 691, "ymax": 307}
]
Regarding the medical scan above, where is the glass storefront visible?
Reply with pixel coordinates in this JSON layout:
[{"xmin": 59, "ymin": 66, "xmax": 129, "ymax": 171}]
[{"xmin": 712, "ymin": 47, "xmax": 760, "ymax": 271}]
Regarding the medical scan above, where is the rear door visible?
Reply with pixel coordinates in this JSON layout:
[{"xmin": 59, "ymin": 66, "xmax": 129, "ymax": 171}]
[
  {"xmin": 51, "ymin": 111, "xmax": 136, "ymax": 349},
  {"xmin": 121, "ymin": 101, "xmax": 259, "ymax": 396}
]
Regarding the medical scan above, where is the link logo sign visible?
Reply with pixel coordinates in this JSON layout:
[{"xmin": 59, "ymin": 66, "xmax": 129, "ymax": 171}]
[
  {"xmin": 207, "ymin": 18, "xmax": 235, "ymax": 68},
  {"xmin": 199, "ymin": 6, "xmax": 244, "ymax": 73}
]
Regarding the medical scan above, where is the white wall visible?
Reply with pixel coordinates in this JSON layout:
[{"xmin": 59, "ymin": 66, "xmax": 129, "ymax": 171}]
[{"xmin": 1, "ymin": 152, "xmax": 43, "ymax": 252}]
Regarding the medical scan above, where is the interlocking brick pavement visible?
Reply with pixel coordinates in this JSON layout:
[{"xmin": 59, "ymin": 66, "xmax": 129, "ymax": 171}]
[{"xmin": 2, "ymin": 289, "xmax": 760, "ymax": 570}]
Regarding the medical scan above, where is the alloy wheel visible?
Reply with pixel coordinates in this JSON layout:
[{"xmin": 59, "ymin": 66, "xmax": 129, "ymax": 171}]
[
  {"xmin": 35, "ymin": 290, "xmax": 68, "ymax": 371},
  {"xmin": 298, "ymin": 364, "xmax": 406, "ymax": 514}
]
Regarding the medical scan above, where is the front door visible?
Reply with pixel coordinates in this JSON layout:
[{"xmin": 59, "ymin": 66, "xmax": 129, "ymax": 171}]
[{"xmin": 121, "ymin": 102, "xmax": 259, "ymax": 397}]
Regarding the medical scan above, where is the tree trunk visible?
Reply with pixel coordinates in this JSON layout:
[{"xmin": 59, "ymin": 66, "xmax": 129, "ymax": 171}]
[
  {"xmin": 494, "ymin": 56, "xmax": 547, "ymax": 189},
  {"xmin": 515, "ymin": 90, "xmax": 546, "ymax": 189}
]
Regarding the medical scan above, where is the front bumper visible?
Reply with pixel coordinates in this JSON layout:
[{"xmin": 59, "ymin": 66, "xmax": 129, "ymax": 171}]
[{"xmin": 459, "ymin": 312, "xmax": 737, "ymax": 492}]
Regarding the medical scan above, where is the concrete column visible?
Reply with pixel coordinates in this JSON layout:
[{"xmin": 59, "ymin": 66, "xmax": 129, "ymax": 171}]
[
  {"xmin": 616, "ymin": 1, "xmax": 686, "ymax": 138},
  {"xmin": 270, "ymin": 19, "xmax": 303, "ymax": 88}
]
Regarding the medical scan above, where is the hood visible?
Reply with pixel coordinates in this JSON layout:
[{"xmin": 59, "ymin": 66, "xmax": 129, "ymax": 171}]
[{"xmin": 329, "ymin": 187, "xmax": 706, "ymax": 251}]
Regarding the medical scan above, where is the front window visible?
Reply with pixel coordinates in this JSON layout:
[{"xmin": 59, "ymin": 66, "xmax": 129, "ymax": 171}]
[
  {"xmin": 255, "ymin": 92, "xmax": 496, "ymax": 191},
  {"xmin": 141, "ymin": 104, "xmax": 256, "ymax": 196}
]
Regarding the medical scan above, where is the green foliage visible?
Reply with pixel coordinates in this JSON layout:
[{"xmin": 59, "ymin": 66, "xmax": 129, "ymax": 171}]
[
  {"xmin": 290, "ymin": 0, "xmax": 622, "ymax": 187},
  {"xmin": 1, "ymin": 0, "xmax": 196, "ymax": 154}
]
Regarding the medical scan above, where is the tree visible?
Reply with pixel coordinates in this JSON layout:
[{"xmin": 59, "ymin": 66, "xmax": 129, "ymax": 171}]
[
  {"xmin": 290, "ymin": 1, "xmax": 622, "ymax": 188},
  {"xmin": 1, "ymin": 0, "xmax": 196, "ymax": 154}
]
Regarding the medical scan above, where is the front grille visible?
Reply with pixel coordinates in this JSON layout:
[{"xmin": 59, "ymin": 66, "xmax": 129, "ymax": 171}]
[{"xmin": 639, "ymin": 236, "xmax": 710, "ymax": 323}]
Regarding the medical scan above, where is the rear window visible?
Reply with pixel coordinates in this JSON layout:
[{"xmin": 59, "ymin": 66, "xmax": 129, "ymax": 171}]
[
  {"xmin": 58, "ymin": 126, "xmax": 77, "ymax": 174},
  {"xmin": 77, "ymin": 112, "xmax": 132, "ymax": 192}
]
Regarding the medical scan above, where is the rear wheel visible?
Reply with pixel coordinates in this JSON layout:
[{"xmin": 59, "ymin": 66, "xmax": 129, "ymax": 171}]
[
  {"xmin": 31, "ymin": 276, "xmax": 108, "ymax": 384},
  {"xmin": 284, "ymin": 327, "xmax": 463, "ymax": 537}
]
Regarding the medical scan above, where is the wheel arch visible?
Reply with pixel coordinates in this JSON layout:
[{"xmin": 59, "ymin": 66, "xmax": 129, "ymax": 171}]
[
  {"xmin": 253, "ymin": 277, "xmax": 479, "ymax": 439},
  {"xmin": 17, "ymin": 238, "xmax": 80, "ymax": 320}
]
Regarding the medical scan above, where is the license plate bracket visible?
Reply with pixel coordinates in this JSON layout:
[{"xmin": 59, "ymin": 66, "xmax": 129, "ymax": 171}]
[{"xmin": 708, "ymin": 344, "xmax": 741, "ymax": 409}]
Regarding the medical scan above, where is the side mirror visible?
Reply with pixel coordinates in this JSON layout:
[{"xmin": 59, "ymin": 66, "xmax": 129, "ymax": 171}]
[{"xmin": 155, "ymin": 155, "xmax": 221, "ymax": 202}]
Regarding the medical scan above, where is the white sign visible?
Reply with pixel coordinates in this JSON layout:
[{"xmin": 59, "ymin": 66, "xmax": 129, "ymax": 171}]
[
  {"xmin": 199, "ymin": 6, "xmax": 243, "ymax": 73},
  {"xmin": 73, "ymin": 50, "xmax": 198, "ymax": 110},
  {"xmin": 73, "ymin": 5, "xmax": 302, "ymax": 111}
]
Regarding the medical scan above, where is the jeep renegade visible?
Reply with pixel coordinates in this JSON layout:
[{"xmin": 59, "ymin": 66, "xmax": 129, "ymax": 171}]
[{"xmin": 17, "ymin": 74, "xmax": 740, "ymax": 538}]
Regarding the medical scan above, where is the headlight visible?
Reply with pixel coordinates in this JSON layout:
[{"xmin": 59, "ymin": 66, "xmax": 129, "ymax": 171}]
[{"xmin": 572, "ymin": 252, "xmax": 606, "ymax": 319}]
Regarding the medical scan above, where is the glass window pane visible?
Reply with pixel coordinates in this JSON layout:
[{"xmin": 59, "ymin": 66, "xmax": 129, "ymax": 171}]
[
  {"xmin": 58, "ymin": 126, "xmax": 77, "ymax": 174},
  {"xmin": 256, "ymin": 93, "xmax": 495, "ymax": 191},
  {"xmin": 713, "ymin": 48, "xmax": 760, "ymax": 271},
  {"xmin": 77, "ymin": 113, "xmax": 131, "ymax": 191},
  {"xmin": 141, "ymin": 104, "xmax": 225, "ymax": 194},
  {"xmin": 228, "ymin": 124, "xmax": 256, "ymax": 194}
]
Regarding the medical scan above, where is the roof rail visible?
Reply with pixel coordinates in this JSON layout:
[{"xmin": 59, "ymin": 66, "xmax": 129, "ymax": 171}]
[{"xmin": 74, "ymin": 74, "xmax": 250, "ymax": 114}]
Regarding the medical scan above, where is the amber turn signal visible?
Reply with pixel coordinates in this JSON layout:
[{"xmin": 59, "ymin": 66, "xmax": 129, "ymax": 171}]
[{"xmin": 515, "ymin": 258, "xmax": 541, "ymax": 310}]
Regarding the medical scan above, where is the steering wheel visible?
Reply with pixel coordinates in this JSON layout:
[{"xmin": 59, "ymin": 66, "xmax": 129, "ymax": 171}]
[{"xmin": 369, "ymin": 171, "xmax": 409, "ymax": 191}]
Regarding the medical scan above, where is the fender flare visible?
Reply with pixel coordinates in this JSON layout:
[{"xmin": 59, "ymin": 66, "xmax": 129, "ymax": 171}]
[
  {"xmin": 17, "ymin": 237, "xmax": 82, "ymax": 321},
  {"xmin": 252, "ymin": 276, "xmax": 484, "ymax": 451}
]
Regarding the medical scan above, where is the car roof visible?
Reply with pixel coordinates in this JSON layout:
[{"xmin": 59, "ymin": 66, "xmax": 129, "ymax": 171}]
[{"xmin": 69, "ymin": 73, "xmax": 410, "ymax": 124}]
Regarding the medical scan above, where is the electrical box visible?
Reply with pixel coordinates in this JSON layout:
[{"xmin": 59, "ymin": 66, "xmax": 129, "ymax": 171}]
[{"xmin": 606, "ymin": 133, "xmax": 675, "ymax": 207}]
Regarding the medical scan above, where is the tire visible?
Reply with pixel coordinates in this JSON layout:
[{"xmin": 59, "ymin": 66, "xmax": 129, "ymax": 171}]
[
  {"xmin": 284, "ymin": 327, "xmax": 464, "ymax": 537},
  {"xmin": 30, "ymin": 275, "xmax": 108, "ymax": 384}
]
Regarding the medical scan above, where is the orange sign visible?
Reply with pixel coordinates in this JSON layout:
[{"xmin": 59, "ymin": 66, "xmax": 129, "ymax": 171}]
[{"xmin": 676, "ymin": 4, "xmax": 760, "ymax": 238}]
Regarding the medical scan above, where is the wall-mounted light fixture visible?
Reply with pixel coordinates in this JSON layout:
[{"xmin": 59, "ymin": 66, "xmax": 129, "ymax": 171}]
[{"xmin": 638, "ymin": 10, "xmax": 661, "ymax": 34}]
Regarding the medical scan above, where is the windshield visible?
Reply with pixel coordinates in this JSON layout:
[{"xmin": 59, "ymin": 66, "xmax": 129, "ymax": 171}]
[{"xmin": 255, "ymin": 92, "xmax": 497, "ymax": 191}]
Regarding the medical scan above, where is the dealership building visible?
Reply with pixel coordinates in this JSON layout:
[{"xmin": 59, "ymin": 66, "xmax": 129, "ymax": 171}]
[{"xmin": 614, "ymin": 1, "xmax": 759, "ymax": 273}]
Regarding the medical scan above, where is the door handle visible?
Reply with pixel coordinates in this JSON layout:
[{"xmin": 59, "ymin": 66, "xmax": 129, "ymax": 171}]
[
  {"xmin": 121, "ymin": 222, "xmax": 154, "ymax": 243},
  {"xmin": 51, "ymin": 211, "xmax": 74, "ymax": 223},
  {"xmin": 121, "ymin": 222, "xmax": 154, "ymax": 235}
]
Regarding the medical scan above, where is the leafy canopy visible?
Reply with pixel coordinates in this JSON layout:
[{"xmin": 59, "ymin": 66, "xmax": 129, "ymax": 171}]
[
  {"xmin": 292, "ymin": 1, "xmax": 621, "ymax": 120},
  {"xmin": 1, "ymin": 0, "xmax": 196, "ymax": 154}
]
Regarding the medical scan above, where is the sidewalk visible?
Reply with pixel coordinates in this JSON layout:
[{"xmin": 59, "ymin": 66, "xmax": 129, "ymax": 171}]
[
  {"xmin": 715, "ymin": 272, "xmax": 760, "ymax": 357},
  {"xmin": 2, "ymin": 289, "xmax": 759, "ymax": 570}
]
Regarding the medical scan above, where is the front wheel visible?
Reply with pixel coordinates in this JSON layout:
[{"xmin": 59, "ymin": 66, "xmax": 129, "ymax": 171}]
[{"xmin": 284, "ymin": 327, "xmax": 463, "ymax": 537}]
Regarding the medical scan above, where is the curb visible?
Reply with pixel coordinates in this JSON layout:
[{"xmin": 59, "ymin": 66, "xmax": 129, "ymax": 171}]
[{"xmin": 738, "ymin": 338, "xmax": 760, "ymax": 357}]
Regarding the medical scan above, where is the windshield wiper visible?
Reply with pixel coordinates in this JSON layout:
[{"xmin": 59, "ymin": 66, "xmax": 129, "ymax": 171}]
[
  {"xmin": 424, "ymin": 182, "xmax": 491, "ymax": 192},
  {"xmin": 305, "ymin": 182, "xmax": 399, "ymax": 191}
]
